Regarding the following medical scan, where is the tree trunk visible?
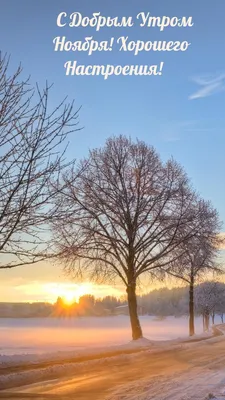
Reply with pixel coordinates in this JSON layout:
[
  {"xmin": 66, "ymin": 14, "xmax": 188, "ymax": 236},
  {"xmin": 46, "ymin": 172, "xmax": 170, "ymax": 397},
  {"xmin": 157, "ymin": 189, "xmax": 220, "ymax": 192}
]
[
  {"xmin": 221, "ymin": 314, "xmax": 224, "ymax": 323},
  {"xmin": 189, "ymin": 274, "xmax": 195, "ymax": 336},
  {"xmin": 127, "ymin": 283, "xmax": 143, "ymax": 340},
  {"xmin": 212, "ymin": 311, "xmax": 215, "ymax": 325},
  {"xmin": 202, "ymin": 314, "xmax": 205, "ymax": 331},
  {"xmin": 205, "ymin": 313, "xmax": 209, "ymax": 331}
]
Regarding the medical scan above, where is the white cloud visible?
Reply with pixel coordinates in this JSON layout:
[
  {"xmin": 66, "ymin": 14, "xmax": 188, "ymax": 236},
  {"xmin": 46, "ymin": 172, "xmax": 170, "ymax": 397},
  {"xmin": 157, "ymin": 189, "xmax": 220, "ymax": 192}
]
[{"xmin": 189, "ymin": 73, "xmax": 225, "ymax": 100}]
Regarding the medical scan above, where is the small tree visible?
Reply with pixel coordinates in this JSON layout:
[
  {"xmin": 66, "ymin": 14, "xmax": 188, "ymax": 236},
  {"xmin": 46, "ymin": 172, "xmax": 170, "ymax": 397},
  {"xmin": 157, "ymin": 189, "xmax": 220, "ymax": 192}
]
[
  {"xmin": 79, "ymin": 294, "xmax": 95, "ymax": 315},
  {"xmin": 215, "ymin": 283, "xmax": 225, "ymax": 323},
  {"xmin": 0, "ymin": 54, "xmax": 80, "ymax": 268},
  {"xmin": 52, "ymin": 136, "xmax": 207, "ymax": 340},
  {"xmin": 195, "ymin": 281, "xmax": 224, "ymax": 331},
  {"xmin": 167, "ymin": 203, "xmax": 222, "ymax": 336},
  {"xmin": 96, "ymin": 296, "xmax": 121, "ymax": 313}
]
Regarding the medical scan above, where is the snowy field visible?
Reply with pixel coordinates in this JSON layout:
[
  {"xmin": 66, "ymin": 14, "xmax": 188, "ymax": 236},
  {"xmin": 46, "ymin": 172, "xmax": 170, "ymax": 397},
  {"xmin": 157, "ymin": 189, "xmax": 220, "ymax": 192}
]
[{"xmin": 0, "ymin": 315, "xmax": 218, "ymax": 357}]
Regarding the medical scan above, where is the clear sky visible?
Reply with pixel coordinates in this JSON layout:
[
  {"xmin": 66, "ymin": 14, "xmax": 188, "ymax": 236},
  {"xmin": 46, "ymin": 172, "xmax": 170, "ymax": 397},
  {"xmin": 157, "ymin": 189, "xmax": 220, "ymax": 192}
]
[{"xmin": 0, "ymin": 0, "xmax": 225, "ymax": 303}]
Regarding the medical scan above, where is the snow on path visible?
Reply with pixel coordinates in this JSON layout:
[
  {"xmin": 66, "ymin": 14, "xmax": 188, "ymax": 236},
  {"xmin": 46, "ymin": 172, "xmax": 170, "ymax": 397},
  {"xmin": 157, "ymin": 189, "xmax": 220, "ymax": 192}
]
[
  {"xmin": 0, "ymin": 334, "xmax": 222, "ymax": 392},
  {"xmin": 105, "ymin": 335, "xmax": 225, "ymax": 400},
  {"xmin": 2, "ymin": 335, "xmax": 225, "ymax": 400},
  {"xmin": 106, "ymin": 368, "xmax": 225, "ymax": 400},
  {"xmin": 0, "ymin": 346, "xmax": 155, "ymax": 390}
]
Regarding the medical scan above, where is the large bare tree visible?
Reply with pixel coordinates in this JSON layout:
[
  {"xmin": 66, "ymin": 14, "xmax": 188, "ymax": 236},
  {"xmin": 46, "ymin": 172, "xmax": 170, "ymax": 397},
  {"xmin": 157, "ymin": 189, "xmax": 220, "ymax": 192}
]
[
  {"xmin": 52, "ymin": 136, "xmax": 207, "ymax": 340},
  {"xmin": 0, "ymin": 54, "xmax": 80, "ymax": 269},
  {"xmin": 167, "ymin": 202, "xmax": 222, "ymax": 336}
]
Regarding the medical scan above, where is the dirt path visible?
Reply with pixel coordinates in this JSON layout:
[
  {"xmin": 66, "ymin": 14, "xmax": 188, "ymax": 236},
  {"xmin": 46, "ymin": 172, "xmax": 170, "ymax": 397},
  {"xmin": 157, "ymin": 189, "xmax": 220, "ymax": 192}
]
[{"xmin": 2, "ymin": 337, "xmax": 225, "ymax": 400}]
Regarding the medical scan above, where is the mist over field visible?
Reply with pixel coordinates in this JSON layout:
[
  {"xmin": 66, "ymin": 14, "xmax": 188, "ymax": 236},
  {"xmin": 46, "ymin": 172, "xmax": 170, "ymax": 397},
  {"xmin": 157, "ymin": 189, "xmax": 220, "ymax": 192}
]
[{"xmin": 0, "ymin": 315, "xmax": 217, "ymax": 356}]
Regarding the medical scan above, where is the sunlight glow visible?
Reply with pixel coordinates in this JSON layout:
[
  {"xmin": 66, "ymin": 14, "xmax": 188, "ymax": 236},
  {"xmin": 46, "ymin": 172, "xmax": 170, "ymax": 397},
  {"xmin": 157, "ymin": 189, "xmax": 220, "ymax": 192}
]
[
  {"xmin": 62, "ymin": 291, "xmax": 75, "ymax": 305},
  {"xmin": 1, "ymin": 278, "xmax": 125, "ymax": 303},
  {"xmin": 45, "ymin": 282, "xmax": 96, "ymax": 303}
]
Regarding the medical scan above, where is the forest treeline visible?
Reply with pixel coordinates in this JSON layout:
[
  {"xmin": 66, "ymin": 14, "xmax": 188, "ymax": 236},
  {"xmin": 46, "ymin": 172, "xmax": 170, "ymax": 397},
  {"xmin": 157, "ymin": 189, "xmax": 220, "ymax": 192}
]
[{"xmin": 1, "ymin": 281, "xmax": 225, "ymax": 322}]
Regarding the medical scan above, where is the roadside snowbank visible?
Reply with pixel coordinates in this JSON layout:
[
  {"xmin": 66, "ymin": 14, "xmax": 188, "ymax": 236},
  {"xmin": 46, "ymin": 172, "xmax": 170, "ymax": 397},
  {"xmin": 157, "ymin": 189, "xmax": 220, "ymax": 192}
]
[
  {"xmin": 0, "ymin": 330, "xmax": 215, "ymax": 369},
  {"xmin": 0, "ymin": 337, "xmax": 155, "ymax": 368},
  {"xmin": 0, "ymin": 345, "xmax": 154, "ymax": 390}
]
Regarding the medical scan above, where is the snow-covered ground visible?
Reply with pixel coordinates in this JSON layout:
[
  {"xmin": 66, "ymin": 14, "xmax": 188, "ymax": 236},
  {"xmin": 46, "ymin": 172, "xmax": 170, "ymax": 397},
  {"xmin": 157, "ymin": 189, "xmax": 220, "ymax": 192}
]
[
  {"xmin": 1, "ymin": 335, "xmax": 225, "ymax": 397},
  {"xmin": 0, "ymin": 317, "xmax": 224, "ymax": 396},
  {"xmin": 0, "ymin": 315, "xmax": 220, "ymax": 359}
]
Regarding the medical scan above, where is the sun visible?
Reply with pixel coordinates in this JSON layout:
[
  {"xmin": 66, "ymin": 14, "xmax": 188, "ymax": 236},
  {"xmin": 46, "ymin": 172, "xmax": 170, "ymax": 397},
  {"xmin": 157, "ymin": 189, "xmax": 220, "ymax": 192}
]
[
  {"xmin": 61, "ymin": 284, "xmax": 93, "ymax": 303},
  {"xmin": 45, "ymin": 282, "xmax": 94, "ymax": 304},
  {"xmin": 62, "ymin": 291, "xmax": 75, "ymax": 305}
]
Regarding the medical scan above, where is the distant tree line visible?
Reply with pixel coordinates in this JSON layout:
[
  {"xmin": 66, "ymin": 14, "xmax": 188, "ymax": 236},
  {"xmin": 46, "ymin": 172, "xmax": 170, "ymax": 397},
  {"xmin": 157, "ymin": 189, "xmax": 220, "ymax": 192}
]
[
  {"xmin": 140, "ymin": 281, "xmax": 225, "ymax": 329},
  {"xmin": 52, "ymin": 282, "xmax": 225, "ymax": 330},
  {"xmin": 52, "ymin": 294, "xmax": 127, "ymax": 317},
  {"xmin": 1, "ymin": 282, "xmax": 225, "ymax": 329}
]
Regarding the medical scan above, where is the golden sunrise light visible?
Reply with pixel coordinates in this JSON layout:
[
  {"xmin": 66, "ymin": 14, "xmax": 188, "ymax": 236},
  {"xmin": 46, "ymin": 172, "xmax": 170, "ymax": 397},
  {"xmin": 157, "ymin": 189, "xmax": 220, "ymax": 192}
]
[
  {"xmin": 0, "ymin": 276, "xmax": 125, "ymax": 303},
  {"xmin": 45, "ymin": 282, "xmax": 95, "ymax": 303},
  {"xmin": 61, "ymin": 291, "xmax": 75, "ymax": 305}
]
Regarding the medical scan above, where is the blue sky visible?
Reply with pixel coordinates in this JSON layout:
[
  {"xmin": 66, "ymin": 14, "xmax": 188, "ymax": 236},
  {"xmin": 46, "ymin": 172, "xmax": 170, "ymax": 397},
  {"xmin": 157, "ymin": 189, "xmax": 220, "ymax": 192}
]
[{"xmin": 0, "ymin": 0, "xmax": 225, "ymax": 302}]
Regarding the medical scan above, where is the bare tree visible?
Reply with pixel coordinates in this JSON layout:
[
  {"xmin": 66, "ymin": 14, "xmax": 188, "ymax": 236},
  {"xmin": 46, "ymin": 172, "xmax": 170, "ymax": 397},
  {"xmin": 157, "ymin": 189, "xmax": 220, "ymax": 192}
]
[
  {"xmin": 195, "ymin": 281, "xmax": 224, "ymax": 331},
  {"xmin": 52, "ymin": 135, "xmax": 207, "ymax": 340},
  {"xmin": 0, "ymin": 54, "xmax": 80, "ymax": 268},
  {"xmin": 167, "ymin": 203, "xmax": 222, "ymax": 336},
  {"xmin": 215, "ymin": 282, "xmax": 225, "ymax": 323}
]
